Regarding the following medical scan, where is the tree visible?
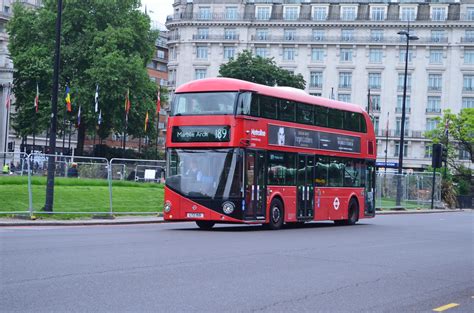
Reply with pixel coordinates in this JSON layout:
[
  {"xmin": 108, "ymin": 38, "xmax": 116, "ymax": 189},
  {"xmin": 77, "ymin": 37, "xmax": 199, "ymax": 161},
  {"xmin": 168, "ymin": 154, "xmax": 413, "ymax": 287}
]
[
  {"xmin": 425, "ymin": 108, "xmax": 474, "ymax": 163},
  {"xmin": 8, "ymin": 0, "xmax": 161, "ymax": 155},
  {"xmin": 219, "ymin": 50, "xmax": 306, "ymax": 89}
]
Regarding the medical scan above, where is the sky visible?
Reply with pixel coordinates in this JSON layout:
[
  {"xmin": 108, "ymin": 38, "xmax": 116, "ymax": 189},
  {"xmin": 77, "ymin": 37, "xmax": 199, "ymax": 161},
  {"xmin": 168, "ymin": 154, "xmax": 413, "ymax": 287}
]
[{"xmin": 140, "ymin": 0, "xmax": 175, "ymax": 27}]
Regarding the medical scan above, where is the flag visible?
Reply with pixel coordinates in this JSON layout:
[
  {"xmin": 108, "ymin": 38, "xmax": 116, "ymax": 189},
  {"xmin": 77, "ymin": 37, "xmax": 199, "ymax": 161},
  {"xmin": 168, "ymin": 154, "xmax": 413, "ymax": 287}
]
[
  {"xmin": 144, "ymin": 111, "xmax": 149, "ymax": 132},
  {"xmin": 155, "ymin": 89, "xmax": 161, "ymax": 116},
  {"xmin": 65, "ymin": 85, "xmax": 72, "ymax": 112},
  {"xmin": 98, "ymin": 109, "xmax": 102, "ymax": 125},
  {"xmin": 124, "ymin": 89, "xmax": 130, "ymax": 115},
  {"xmin": 77, "ymin": 105, "xmax": 82, "ymax": 126},
  {"xmin": 94, "ymin": 85, "xmax": 99, "ymax": 113},
  {"xmin": 34, "ymin": 83, "xmax": 39, "ymax": 113},
  {"xmin": 5, "ymin": 87, "xmax": 11, "ymax": 109}
]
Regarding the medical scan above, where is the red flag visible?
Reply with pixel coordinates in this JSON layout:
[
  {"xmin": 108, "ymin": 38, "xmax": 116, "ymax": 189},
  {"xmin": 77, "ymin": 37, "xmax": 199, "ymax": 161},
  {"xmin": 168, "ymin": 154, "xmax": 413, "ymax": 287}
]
[
  {"xmin": 125, "ymin": 89, "xmax": 130, "ymax": 115},
  {"xmin": 5, "ymin": 87, "xmax": 11, "ymax": 109},
  {"xmin": 155, "ymin": 89, "xmax": 161, "ymax": 116},
  {"xmin": 34, "ymin": 83, "xmax": 39, "ymax": 113},
  {"xmin": 144, "ymin": 111, "xmax": 149, "ymax": 132}
]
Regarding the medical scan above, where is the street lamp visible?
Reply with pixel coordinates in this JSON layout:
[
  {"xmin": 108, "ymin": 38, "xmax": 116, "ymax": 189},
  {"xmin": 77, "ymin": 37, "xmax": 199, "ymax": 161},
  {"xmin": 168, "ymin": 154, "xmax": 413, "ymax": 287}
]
[{"xmin": 395, "ymin": 29, "xmax": 418, "ymax": 207}]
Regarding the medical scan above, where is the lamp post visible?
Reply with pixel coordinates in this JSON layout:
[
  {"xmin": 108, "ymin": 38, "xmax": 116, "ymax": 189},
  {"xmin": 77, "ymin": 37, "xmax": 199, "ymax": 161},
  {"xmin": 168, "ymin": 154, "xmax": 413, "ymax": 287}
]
[{"xmin": 395, "ymin": 29, "xmax": 418, "ymax": 207}]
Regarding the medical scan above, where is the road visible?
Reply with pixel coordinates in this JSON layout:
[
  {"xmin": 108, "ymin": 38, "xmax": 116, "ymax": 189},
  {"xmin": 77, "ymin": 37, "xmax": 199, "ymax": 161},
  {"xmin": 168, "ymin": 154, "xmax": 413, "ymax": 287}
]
[{"xmin": 1, "ymin": 212, "xmax": 473, "ymax": 312}]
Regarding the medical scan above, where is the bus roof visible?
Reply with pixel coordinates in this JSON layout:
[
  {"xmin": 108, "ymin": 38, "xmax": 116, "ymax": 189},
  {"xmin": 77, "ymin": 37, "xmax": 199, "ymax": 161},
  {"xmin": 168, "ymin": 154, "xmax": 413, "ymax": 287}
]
[{"xmin": 175, "ymin": 77, "xmax": 366, "ymax": 114}]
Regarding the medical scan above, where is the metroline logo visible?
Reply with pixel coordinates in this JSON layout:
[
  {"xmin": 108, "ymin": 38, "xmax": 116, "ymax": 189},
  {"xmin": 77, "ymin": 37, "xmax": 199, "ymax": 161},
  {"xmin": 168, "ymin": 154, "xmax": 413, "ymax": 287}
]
[{"xmin": 251, "ymin": 129, "xmax": 266, "ymax": 137}]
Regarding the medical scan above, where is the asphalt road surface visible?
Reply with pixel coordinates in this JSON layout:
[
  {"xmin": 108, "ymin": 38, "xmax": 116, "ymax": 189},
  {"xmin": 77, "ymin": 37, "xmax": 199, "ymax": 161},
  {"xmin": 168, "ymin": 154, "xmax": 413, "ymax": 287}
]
[{"xmin": 1, "ymin": 212, "xmax": 473, "ymax": 313}]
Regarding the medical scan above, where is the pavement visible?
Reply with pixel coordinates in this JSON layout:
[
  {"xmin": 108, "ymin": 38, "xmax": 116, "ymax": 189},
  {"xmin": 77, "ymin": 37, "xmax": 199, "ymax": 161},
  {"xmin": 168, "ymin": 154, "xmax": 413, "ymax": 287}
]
[{"xmin": 0, "ymin": 209, "xmax": 466, "ymax": 226}]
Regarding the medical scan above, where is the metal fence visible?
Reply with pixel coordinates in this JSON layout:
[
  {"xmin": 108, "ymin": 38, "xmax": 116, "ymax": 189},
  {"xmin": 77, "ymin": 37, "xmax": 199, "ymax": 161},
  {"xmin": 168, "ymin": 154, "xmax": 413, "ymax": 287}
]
[
  {"xmin": 0, "ymin": 154, "xmax": 449, "ymax": 217},
  {"xmin": 375, "ymin": 171, "xmax": 442, "ymax": 209}
]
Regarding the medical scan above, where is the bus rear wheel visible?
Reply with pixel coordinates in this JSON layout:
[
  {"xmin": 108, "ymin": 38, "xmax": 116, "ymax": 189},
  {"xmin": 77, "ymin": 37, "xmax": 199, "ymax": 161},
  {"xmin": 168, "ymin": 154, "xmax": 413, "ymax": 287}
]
[
  {"xmin": 196, "ymin": 221, "xmax": 215, "ymax": 230},
  {"xmin": 264, "ymin": 198, "xmax": 284, "ymax": 230},
  {"xmin": 335, "ymin": 198, "xmax": 359, "ymax": 226}
]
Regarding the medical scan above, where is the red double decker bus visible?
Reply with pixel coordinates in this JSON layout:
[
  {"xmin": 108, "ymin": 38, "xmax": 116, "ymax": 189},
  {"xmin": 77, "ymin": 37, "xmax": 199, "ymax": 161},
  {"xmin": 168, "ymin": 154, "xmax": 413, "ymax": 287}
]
[{"xmin": 164, "ymin": 78, "xmax": 376, "ymax": 230}]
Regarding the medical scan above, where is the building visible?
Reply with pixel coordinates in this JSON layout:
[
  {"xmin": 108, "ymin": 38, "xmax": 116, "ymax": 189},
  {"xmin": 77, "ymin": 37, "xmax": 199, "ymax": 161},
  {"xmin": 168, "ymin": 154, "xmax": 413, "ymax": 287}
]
[
  {"xmin": 0, "ymin": 0, "xmax": 43, "ymax": 156},
  {"xmin": 165, "ymin": 0, "xmax": 474, "ymax": 170}
]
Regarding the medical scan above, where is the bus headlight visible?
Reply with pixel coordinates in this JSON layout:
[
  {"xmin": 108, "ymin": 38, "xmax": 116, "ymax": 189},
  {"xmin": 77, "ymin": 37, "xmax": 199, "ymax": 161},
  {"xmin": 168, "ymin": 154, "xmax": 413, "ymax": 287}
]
[
  {"xmin": 164, "ymin": 201, "xmax": 172, "ymax": 213},
  {"xmin": 222, "ymin": 201, "xmax": 235, "ymax": 215}
]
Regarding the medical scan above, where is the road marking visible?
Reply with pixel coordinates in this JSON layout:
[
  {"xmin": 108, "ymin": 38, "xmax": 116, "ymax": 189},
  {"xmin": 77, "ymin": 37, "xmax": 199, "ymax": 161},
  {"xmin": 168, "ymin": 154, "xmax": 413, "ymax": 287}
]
[{"xmin": 433, "ymin": 303, "xmax": 460, "ymax": 312}]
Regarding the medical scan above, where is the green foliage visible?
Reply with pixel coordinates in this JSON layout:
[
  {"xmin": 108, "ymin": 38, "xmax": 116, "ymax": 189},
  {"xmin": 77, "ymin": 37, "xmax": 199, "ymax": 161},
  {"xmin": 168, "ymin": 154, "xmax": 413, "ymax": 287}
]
[
  {"xmin": 219, "ymin": 50, "xmax": 306, "ymax": 89},
  {"xmin": 7, "ymin": 0, "xmax": 165, "ymax": 152}
]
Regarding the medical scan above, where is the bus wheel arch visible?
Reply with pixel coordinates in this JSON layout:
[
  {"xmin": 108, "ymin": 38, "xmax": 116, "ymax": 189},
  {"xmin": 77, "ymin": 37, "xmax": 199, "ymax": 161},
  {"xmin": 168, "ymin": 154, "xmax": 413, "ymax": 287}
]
[
  {"xmin": 335, "ymin": 196, "xmax": 359, "ymax": 226},
  {"xmin": 265, "ymin": 196, "xmax": 284, "ymax": 230}
]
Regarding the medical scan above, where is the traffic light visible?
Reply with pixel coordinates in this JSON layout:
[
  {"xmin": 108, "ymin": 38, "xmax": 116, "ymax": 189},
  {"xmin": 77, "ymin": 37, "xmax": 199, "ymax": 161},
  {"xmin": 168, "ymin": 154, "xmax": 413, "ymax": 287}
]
[
  {"xmin": 442, "ymin": 146, "xmax": 448, "ymax": 163},
  {"xmin": 432, "ymin": 143, "xmax": 443, "ymax": 168}
]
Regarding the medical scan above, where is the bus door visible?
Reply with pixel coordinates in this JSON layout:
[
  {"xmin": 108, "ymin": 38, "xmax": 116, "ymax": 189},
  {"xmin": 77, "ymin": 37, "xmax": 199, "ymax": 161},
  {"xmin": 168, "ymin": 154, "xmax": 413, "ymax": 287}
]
[
  {"xmin": 365, "ymin": 161, "xmax": 376, "ymax": 217},
  {"xmin": 244, "ymin": 150, "xmax": 266, "ymax": 221},
  {"xmin": 297, "ymin": 155, "xmax": 315, "ymax": 220}
]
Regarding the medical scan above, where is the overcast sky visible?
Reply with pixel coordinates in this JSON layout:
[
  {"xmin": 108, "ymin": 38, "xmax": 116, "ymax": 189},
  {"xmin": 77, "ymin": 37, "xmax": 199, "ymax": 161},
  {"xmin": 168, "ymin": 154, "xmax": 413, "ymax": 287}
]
[{"xmin": 140, "ymin": 0, "xmax": 174, "ymax": 25}]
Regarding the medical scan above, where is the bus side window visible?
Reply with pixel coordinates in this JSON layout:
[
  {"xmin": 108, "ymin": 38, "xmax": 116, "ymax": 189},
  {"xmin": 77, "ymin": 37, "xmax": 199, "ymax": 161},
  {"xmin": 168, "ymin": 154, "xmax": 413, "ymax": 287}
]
[
  {"xmin": 315, "ymin": 156, "xmax": 328, "ymax": 187},
  {"xmin": 278, "ymin": 100, "xmax": 296, "ymax": 122},
  {"xmin": 250, "ymin": 93, "xmax": 260, "ymax": 116},
  {"xmin": 237, "ymin": 92, "xmax": 252, "ymax": 115},
  {"xmin": 344, "ymin": 112, "xmax": 360, "ymax": 132},
  {"xmin": 314, "ymin": 106, "xmax": 328, "ymax": 127},
  {"xmin": 328, "ymin": 158, "xmax": 344, "ymax": 187},
  {"xmin": 328, "ymin": 109, "xmax": 344, "ymax": 129},
  {"xmin": 260, "ymin": 96, "xmax": 277, "ymax": 119},
  {"xmin": 297, "ymin": 102, "xmax": 314, "ymax": 125}
]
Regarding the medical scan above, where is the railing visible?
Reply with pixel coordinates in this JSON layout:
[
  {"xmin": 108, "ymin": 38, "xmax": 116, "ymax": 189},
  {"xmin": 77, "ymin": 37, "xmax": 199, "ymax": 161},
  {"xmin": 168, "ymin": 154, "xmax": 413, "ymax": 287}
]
[
  {"xmin": 192, "ymin": 34, "xmax": 240, "ymax": 41},
  {"xmin": 395, "ymin": 107, "xmax": 411, "ymax": 113},
  {"xmin": 426, "ymin": 108, "xmax": 442, "ymax": 114},
  {"xmin": 461, "ymin": 37, "xmax": 474, "ymax": 43}
]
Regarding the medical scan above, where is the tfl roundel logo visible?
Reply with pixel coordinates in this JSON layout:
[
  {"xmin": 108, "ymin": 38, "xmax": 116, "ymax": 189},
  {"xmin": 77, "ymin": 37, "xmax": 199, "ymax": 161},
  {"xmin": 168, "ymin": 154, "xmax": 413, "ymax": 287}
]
[{"xmin": 333, "ymin": 197, "xmax": 340, "ymax": 210}]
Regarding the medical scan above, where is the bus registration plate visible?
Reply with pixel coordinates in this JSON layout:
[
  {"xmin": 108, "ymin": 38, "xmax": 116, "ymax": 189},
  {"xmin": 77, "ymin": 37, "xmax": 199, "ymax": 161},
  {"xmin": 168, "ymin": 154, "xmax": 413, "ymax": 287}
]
[{"xmin": 187, "ymin": 213, "xmax": 204, "ymax": 218}]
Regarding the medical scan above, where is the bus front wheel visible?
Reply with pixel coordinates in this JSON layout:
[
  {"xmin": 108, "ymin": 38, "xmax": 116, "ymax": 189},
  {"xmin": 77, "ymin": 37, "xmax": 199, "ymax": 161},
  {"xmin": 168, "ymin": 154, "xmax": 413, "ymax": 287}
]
[
  {"xmin": 265, "ymin": 198, "xmax": 284, "ymax": 230},
  {"xmin": 196, "ymin": 220, "xmax": 215, "ymax": 230}
]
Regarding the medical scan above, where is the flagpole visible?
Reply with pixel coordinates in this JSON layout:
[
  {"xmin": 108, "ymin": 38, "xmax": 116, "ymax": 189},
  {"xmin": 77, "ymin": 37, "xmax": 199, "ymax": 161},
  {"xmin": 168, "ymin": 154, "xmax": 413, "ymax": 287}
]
[
  {"xmin": 444, "ymin": 118, "xmax": 449, "ymax": 178},
  {"xmin": 3, "ymin": 89, "xmax": 9, "ymax": 166},
  {"xmin": 68, "ymin": 120, "xmax": 72, "ymax": 152},
  {"xmin": 62, "ymin": 105, "xmax": 67, "ymax": 155},
  {"xmin": 384, "ymin": 112, "xmax": 389, "ymax": 174}
]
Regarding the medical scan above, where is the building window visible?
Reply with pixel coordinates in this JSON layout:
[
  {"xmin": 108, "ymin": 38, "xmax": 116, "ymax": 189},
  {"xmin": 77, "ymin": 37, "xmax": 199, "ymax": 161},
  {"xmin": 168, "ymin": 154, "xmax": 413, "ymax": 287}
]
[
  {"xmin": 463, "ymin": 75, "xmax": 474, "ymax": 91},
  {"xmin": 398, "ymin": 73, "xmax": 412, "ymax": 91},
  {"xmin": 426, "ymin": 118, "xmax": 439, "ymax": 131},
  {"xmin": 466, "ymin": 30, "xmax": 474, "ymax": 41},
  {"xmin": 425, "ymin": 145, "xmax": 433, "ymax": 158},
  {"xmin": 195, "ymin": 69, "xmax": 207, "ymax": 80},
  {"xmin": 427, "ymin": 96, "xmax": 441, "ymax": 113},
  {"xmin": 459, "ymin": 149, "xmax": 471, "ymax": 160},
  {"xmin": 311, "ymin": 48, "xmax": 324, "ymax": 62},
  {"xmin": 338, "ymin": 94, "xmax": 351, "ymax": 102},
  {"xmin": 396, "ymin": 96, "xmax": 411, "ymax": 112},
  {"xmin": 462, "ymin": 97, "xmax": 474, "ymax": 108},
  {"xmin": 225, "ymin": 6, "xmax": 238, "ymax": 20},
  {"xmin": 284, "ymin": 29, "xmax": 296, "ymax": 41},
  {"xmin": 224, "ymin": 28, "xmax": 237, "ymax": 40},
  {"xmin": 400, "ymin": 7, "xmax": 416, "ymax": 21},
  {"xmin": 196, "ymin": 46, "xmax": 208, "ymax": 59},
  {"xmin": 256, "ymin": 28, "xmax": 269, "ymax": 40},
  {"xmin": 256, "ymin": 6, "xmax": 271, "ymax": 20},
  {"xmin": 466, "ymin": 7, "xmax": 474, "ymax": 21},
  {"xmin": 465, "ymin": 49, "xmax": 474, "ymax": 64},
  {"xmin": 341, "ymin": 29, "xmax": 354, "ymax": 42},
  {"xmin": 428, "ymin": 74, "xmax": 442, "ymax": 91},
  {"xmin": 312, "ymin": 6, "xmax": 327, "ymax": 21},
  {"xmin": 399, "ymin": 48, "xmax": 413, "ymax": 63},
  {"xmin": 395, "ymin": 118, "xmax": 410, "ymax": 137},
  {"xmin": 340, "ymin": 48, "xmax": 353, "ymax": 62},
  {"xmin": 370, "ymin": 7, "xmax": 386, "ymax": 21},
  {"xmin": 431, "ymin": 7, "xmax": 447, "ymax": 21},
  {"xmin": 369, "ymin": 48, "xmax": 383, "ymax": 63},
  {"xmin": 283, "ymin": 6, "xmax": 299, "ymax": 21},
  {"xmin": 312, "ymin": 29, "xmax": 325, "ymax": 41},
  {"xmin": 370, "ymin": 29, "xmax": 384, "ymax": 42},
  {"xmin": 368, "ymin": 73, "xmax": 382, "ymax": 90},
  {"xmin": 430, "ymin": 49, "xmax": 443, "ymax": 64},
  {"xmin": 369, "ymin": 95, "xmax": 381, "ymax": 112},
  {"xmin": 197, "ymin": 28, "xmax": 209, "ymax": 39},
  {"xmin": 223, "ymin": 47, "xmax": 235, "ymax": 60},
  {"xmin": 198, "ymin": 7, "xmax": 211, "ymax": 20},
  {"xmin": 431, "ymin": 30, "xmax": 445, "ymax": 43},
  {"xmin": 373, "ymin": 117, "xmax": 379, "ymax": 135},
  {"xmin": 309, "ymin": 72, "xmax": 323, "ymax": 88},
  {"xmin": 283, "ymin": 48, "xmax": 295, "ymax": 61},
  {"xmin": 341, "ymin": 6, "xmax": 357, "ymax": 21},
  {"xmin": 157, "ymin": 50, "xmax": 165, "ymax": 59},
  {"xmin": 255, "ymin": 47, "xmax": 269, "ymax": 58},
  {"xmin": 339, "ymin": 72, "xmax": 352, "ymax": 89}
]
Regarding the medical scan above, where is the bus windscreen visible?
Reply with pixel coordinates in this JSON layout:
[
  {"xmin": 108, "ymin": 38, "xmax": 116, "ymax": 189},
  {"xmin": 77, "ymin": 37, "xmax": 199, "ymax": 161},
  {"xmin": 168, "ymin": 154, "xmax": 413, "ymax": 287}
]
[{"xmin": 171, "ymin": 92, "xmax": 237, "ymax": 116}]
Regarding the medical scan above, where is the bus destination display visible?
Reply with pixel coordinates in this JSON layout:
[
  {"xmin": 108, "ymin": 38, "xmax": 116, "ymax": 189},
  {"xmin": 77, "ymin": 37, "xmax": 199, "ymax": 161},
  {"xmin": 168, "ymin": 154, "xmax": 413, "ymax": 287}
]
[
  {"xmin": 268, "ymin": 125, "xmax": 360, "ymax": 153},
  {"xmin": 172, "ymin": 126, "xmax": 231, "ymax": 142}
]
